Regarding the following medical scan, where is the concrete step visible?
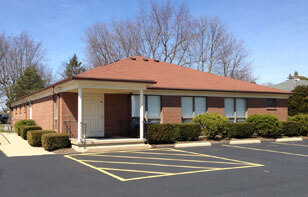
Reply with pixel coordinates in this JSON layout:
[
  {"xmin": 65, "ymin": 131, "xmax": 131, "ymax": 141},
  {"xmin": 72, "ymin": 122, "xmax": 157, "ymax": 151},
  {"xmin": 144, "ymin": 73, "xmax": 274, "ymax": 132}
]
[
  {"xmin": 72, "ymin": 143, "xmax": 151, "ymax": 153},
  {"xmin": 70, "ymin": 138, "xmax": 146, "ymax": 147}
]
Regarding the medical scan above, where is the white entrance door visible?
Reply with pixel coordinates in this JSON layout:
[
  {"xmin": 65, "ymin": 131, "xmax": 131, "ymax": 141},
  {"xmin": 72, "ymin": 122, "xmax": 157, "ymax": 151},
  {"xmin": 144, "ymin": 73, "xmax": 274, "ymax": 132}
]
[{"xmin": 82, "ymin": 94, "xmax": 104, "ymax": 137}]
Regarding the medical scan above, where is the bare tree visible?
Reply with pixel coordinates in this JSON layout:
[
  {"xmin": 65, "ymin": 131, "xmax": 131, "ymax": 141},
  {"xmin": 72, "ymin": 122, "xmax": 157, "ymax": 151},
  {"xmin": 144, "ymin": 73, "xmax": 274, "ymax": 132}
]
[
  {"xmin": 84, "ymin": 0, "xmax": 255, "ymax": 81},
  {"xmin": 0, "ymin": 32, "xmax": 51, "ymax": 105}
]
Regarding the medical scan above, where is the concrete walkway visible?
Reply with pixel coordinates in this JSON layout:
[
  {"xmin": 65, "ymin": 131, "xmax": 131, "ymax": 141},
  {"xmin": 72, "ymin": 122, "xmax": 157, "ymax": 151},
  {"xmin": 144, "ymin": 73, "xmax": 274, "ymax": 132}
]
[{"xmin": 0, "ymin": 132, "xmax": 54, "ymax": 157}]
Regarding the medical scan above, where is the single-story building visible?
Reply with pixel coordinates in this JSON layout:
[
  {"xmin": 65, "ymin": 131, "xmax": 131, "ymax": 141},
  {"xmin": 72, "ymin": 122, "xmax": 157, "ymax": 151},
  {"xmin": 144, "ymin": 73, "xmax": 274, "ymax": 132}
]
[{"xmin": 9, "ymin": 56, "xmax": 290, "ymax": 142}]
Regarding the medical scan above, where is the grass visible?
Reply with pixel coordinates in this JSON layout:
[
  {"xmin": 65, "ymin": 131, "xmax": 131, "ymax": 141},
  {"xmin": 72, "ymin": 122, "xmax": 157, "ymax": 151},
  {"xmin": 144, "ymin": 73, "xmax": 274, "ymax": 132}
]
[{"xmin": 0, "ymin": 124, "xmax": 13, "ymax": 133}]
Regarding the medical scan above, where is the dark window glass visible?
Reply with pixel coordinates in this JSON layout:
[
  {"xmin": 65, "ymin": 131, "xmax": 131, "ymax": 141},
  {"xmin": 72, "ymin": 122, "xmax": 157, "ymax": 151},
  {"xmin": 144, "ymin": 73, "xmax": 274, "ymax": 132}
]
[{"xmin": 266, "ymin": 99, "xmax": 277, "ymax": 107}]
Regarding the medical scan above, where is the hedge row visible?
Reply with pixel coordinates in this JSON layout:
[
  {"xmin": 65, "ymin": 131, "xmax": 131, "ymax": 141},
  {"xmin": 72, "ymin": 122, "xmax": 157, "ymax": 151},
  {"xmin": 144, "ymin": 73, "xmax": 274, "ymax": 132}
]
[
  {"xmin": 147, "ymin": 123, "xmax": 201, "ymax": 144},
  {"xmin": 42, "ymin": 133, "xmax": 71, "ymax": 151},
  {"xmin": 20, "ymin": 126, "xmax": 42, "ymax": 140},
  {"xmin": 27, "ymin": 130, "xmax": 56, "ymax": 147},
  {"xmin": 14, "ymin": 119, "xmax": 71, "ymax": 151},
  {"xmin": 14, "ymin": 120, "xmax": 36, "ymax": 136}
]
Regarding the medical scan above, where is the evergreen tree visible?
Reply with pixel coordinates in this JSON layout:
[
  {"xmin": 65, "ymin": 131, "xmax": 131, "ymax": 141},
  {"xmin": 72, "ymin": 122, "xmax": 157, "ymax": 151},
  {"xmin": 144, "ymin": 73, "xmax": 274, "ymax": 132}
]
[
  {"xmin": 61, "ymin": 54, "xmax": 86, "ymax": 79},
  {"xmin": 11, "ymin": 67, "xmax": 46, "ymax": 101},
  {"xmin": 288, "ymin": 85, "xmax": 308, "ymax": 116}
]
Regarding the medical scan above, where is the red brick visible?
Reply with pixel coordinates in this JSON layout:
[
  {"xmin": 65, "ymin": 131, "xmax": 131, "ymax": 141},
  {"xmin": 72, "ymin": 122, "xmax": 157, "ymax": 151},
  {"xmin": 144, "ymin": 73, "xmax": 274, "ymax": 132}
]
[
  {"xmin": 105, "ymin": 94, "xmax": 131, "ymax": 137},
  {"xmin": 247, "ymin": 98, "xmax": 288, "ymax": 121},
  {"xmin": 161, "ymin": 96, "xmax": 182, "ymax": 123},
  {"xmin": 59, "ymin": 92, "xmax": 78, "ymax": 138},
  {"xmin": 207, "ymin": 97, "xmax": 224, "ymax": 116}
]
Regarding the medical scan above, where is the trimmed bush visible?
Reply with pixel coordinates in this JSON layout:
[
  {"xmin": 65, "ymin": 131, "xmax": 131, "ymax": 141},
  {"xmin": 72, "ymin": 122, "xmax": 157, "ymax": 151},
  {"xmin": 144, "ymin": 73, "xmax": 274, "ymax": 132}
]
[
  {"xmin": 288, "ymin": 114, "xmax": 308, "ymax": 136},
  {"xmin": 281, "ymin": 121, "xmax": 300, "ymax": 137},
  {"xmin": 27, "ymin": 130, "xmax": 56, "ymax": 147},
  {"xmin": 224, "ymin": 122, "xmax": 255, "ymax": 139},
  {"xmin": 14, "ymin": 120, "xmax": 36, "ymax": 135},
  {"xmin": 20, "ymin": 126, "xmax": 42, "ymax": 140},
  {"xmin": 173, "ymin": 123, "xmax": 201, "ymax": 141},
  {"xmin": 42, "ymin": 133, "xmax": 71, "ymax": 151},
  {"xmin": 147, "ymin": 124, "xmax": 178, "ymax": 144},
  {"xmin": 247, "ymin": 114, "xmax": 282, "ymax": 138},
  {"xmin": 192, "ymin": 113, "xmax": 228, "ymax": 139}
]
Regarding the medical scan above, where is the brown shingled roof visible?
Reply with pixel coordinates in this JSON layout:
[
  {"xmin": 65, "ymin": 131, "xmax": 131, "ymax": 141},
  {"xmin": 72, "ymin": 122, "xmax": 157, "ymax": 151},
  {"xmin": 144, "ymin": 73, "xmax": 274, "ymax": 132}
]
[{"xmin": 76, "ymin": 56, "xmax": 290, "ymax": 94}]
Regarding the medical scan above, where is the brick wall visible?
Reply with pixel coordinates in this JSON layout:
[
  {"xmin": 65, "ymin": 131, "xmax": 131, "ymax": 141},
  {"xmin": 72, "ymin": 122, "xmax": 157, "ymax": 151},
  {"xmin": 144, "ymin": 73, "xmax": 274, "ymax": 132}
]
[
  {"xmin": 207, "ymin": 97, "xmax": 225, "ymax": 116},
  {"xmin": 105, "ymin": 94, "xmax": 131, "ymax": 137},
  {"xmin": 11, "ymin": 104, "xmax": 27, "ymax": 127},
  {"xmin": 161, "ymin": 96, "xmax": 182, "ymax": 123},
  {"xmin": 31, "ymin": 96, "xmax": 54, "ymax": 130},
  {"xmin": 59, "ymin": 92, "xmax": 78, "ymax": 138},
  {"xmin": 247, "ymin": 98, "xmax": 288, "ymax": 121}
]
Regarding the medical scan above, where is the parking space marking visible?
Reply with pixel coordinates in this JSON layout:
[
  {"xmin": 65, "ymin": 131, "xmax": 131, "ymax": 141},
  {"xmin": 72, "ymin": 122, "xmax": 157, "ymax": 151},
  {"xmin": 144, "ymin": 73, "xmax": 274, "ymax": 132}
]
[
  {"xmin": 272, "ymin": 142, "xmax": 308, "ymax": 148},
  {"xmin": 80, "ymin": 159, "xmax": 218, "ymax": 169},
  {"xmin": 88, "ymin": 154, "xmax": 243, "ymax": 165},
  {"xmin": 223, "ymin": 144, "xmax": 308, "ymax": 158},
  {"xmin": 65, "ymin": 148, "xmax": 263, "ymax": 182}
]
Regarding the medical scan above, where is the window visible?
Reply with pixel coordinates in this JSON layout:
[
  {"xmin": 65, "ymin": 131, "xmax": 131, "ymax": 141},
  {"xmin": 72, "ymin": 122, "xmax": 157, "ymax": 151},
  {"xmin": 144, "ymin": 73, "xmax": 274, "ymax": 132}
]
[
  {"xmin": 147, "ymin": 96, "xmax": 161, "ymax": 123},
  {"xmin": 181, "ymin": 97, "xmax": 206, "ymax": 122},
  {"xmin": 54, "ymin": 95, "xmax": 58, "ymax": 130},
  {"xmin": 131, "ymin": 95, "xmax": 161, "ymax": 123},
  {"xmin": 266, "ymin": 99, "xmax": 276, "ymax": 107},
  {"xmin": 224, "ymin": 98, "xmax": 247, "ymax": 122}
]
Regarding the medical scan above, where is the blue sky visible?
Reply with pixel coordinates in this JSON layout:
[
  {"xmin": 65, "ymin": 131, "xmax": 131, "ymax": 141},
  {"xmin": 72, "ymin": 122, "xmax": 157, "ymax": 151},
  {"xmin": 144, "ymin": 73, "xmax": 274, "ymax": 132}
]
[{"xmin": 0, "ymin": 0, "xmax": 307, "ymax": 84}]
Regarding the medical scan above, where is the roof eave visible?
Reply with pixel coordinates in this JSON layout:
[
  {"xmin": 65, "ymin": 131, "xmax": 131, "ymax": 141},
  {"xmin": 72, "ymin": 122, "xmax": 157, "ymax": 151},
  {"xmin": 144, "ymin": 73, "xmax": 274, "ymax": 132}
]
[{"xmin": 147, "ymin": 86, "xmax": 292, "ymax": 95}]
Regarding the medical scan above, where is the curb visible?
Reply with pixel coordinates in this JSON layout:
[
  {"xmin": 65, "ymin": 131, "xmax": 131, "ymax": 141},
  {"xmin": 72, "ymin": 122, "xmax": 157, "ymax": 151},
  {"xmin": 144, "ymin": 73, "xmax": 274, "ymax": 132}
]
[
  {"xmin": 72, "ymin": 144, "xmax": 151, "ymax": 153},
  {"xmin": 175, "ymin": 142, "xmax": 211, "ymax": 148},
  {"xmin": 276, "ymin": 137, "xmax": 303, "ymax": 142},
  {"xmin": 230, "ymin": 140, "xmax": 261, "ymax": 145}
]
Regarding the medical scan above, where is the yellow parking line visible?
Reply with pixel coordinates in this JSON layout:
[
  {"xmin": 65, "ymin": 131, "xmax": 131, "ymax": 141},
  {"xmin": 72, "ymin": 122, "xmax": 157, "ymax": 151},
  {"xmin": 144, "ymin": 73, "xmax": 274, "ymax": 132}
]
[
  {"xmin": 120, "ymin": 151, "xmax": 210, "ymax": 157},
  {"xmin": 80, "ymin": 159, "xmax": 218, "ymax": 169},
  {"xmin": 99, "ymin": 167, "xmax": 173, "ymax": 175},
  {"xmin": 65, "ymin": 148, "xmax": 264, "ymax": 182},
  {"xmin": 86, "ymin": 154, "xmax": 243, "ymax": 165},
  {"xmin": 173, "ymin": 148, "xmax": 261, "ymax": 166},
  {"xmin": 272, "ymin": 142, "xmax": 308, "ymax": 147},
  {"xmin": 64, "ymin": 155, "xmax": 125, "ymax": 181},
  {"xmin": 223, "ymin": 144, "xmax": 308, "ymax": 158},
  {"xmin": 123, "ymin": 165, "xmax": 261, "ymax": 182}
]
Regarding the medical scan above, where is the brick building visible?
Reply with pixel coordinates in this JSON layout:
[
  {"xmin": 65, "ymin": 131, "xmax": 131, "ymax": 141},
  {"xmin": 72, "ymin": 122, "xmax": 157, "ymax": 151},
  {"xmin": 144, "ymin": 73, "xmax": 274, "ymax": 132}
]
[{"xmin": 10, "ymin": 56, "xmax": 290, "ymax": 142}]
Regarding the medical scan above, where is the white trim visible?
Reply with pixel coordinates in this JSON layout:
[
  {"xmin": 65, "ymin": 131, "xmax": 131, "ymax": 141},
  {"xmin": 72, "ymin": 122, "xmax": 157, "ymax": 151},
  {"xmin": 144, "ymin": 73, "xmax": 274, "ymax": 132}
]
[
  {"xmin": 143, "ymin": 89, "xmax": 289, "ymax": 99},
  {"xmin": 29, "ymin": 102, "xmax": 32, "ymax": 119},
  {"xmin": 77, "ymin": 88, "xmax": 83, "ymax": 142},
  {"xmin": 139, "ymin": 90, "xmax": 144, "ymax": 139}
]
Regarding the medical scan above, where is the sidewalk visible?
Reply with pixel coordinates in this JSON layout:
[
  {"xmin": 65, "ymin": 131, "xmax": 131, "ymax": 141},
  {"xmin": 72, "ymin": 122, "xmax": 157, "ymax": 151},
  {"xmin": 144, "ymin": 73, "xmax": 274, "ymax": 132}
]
[{"xmin": 0, "ymin": 132, "xmax": 54, "ymax": 157}]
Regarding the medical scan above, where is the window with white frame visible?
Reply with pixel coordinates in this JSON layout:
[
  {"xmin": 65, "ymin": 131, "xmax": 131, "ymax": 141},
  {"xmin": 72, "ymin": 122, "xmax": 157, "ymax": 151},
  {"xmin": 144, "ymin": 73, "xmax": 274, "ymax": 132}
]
[
  {"xmin": 181, "ymin": 97, "xmax": 206, "ymax": 122},
  {"xmin": 131, "ymin": 95, "xmax": 161, "ymax": 123},
  {"xmin": 54, "ymin": 95, "xmax": 58, "ymax": 130},
  {"xmin": 224, "ymin": 98, "xmax": 247, "ymax": 122}
]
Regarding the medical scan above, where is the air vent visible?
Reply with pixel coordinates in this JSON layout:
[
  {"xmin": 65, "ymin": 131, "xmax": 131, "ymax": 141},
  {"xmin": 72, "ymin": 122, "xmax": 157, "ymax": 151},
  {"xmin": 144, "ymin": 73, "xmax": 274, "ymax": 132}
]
[
  {"xmin": 154, "ymin": 59, "xmax": 160, "ymax": 62},
  {"xmin": 143, "ymin": 58, "xmax": 149, "ymax": 62},
  {"xmin": 130, "ymin": 57, "xmax": 136, "ymax": 60}
]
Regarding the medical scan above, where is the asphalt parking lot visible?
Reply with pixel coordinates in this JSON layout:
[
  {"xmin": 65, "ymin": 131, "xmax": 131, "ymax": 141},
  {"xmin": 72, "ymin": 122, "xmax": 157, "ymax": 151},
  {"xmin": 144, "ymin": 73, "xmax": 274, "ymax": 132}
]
[{"xmin": 1, "ymin": 140, "xmax": 308, "ymax": 196}]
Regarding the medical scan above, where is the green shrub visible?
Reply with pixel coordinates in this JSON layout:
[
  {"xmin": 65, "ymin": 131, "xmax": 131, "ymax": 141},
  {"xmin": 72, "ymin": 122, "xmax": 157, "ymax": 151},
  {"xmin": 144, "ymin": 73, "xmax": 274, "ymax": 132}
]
[
  {"xmin": 42, "ymin": 133, "xmax": 71, "ymax": 151},
  {"xmin": 27, "ymin": 130, "xmax": 56, "ymax": 147},
  {"xmin": 147, "ymin": 124, "xmax": 178, "ymax": 144},
  {"xmin": 281, "ymin": 121, "xmax": 300, "ymax": 137},
  {"xmin": 288, "ymin": 114, "xmax": 308, "ymax": 135},
  {"xmin": 173, "ymin": 123, "xmax": 201, "ymax": 141},
  {"xmin": 20, "ymin": 126, "xmax": 42, "ymax": 140},
  {"xmin": 224, "ymin": 122, "xmax": 255, "ymax": 138},
  {"xmin": 246, "ymin": 114, "xmax": 282, "ymax": 138},
  {"xmin": 192, "ymin": 113, "xmax": 228, "ymax": 139},
  {"xmin": 14, "ymin": 120, "xmax": 36, "ymax": 135}
]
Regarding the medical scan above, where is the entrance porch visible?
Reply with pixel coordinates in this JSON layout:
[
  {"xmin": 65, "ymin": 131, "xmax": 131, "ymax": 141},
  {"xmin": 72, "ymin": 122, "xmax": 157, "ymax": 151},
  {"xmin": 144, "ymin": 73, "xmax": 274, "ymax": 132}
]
[{"xmin": 57, "ymin": 79, "xmax": 148, "ymax": 142}]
